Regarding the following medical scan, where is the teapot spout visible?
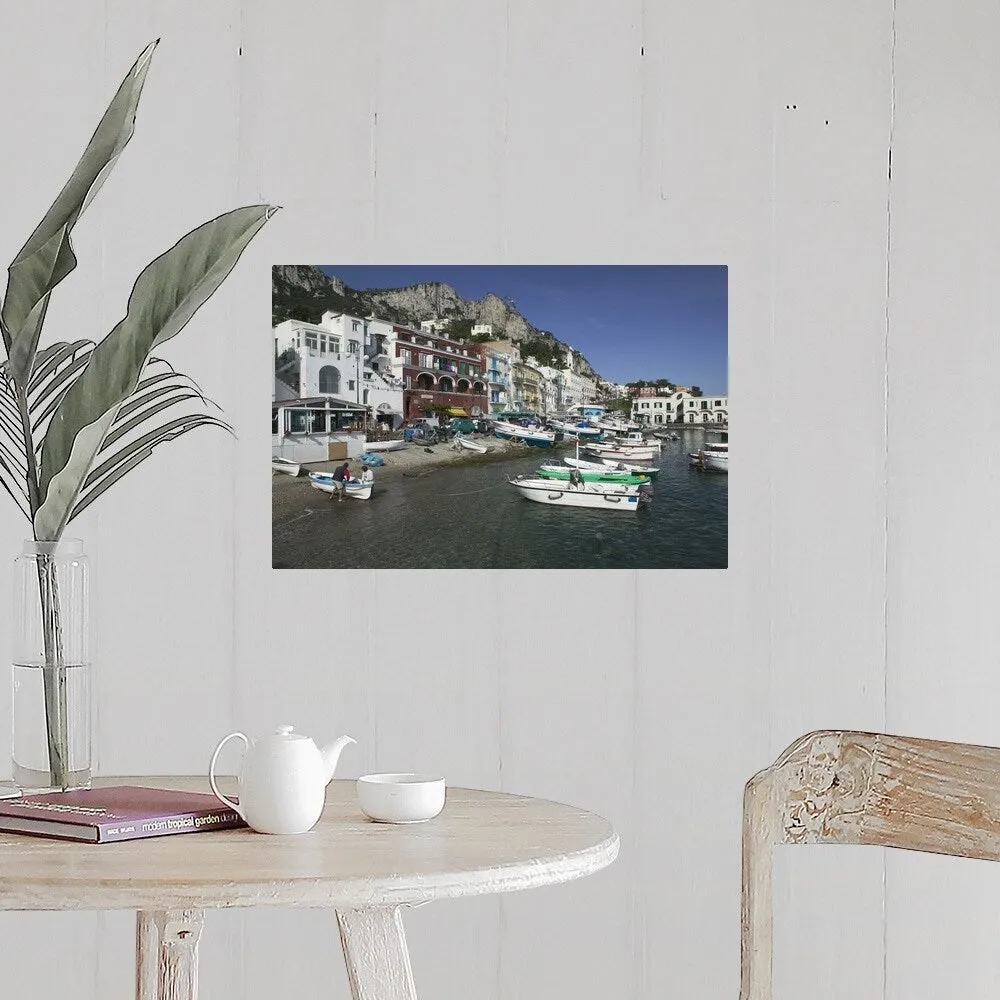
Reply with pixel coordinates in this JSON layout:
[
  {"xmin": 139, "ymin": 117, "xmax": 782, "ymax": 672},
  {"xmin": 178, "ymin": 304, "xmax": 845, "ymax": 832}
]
[{"xmin": 320, "ymin": 734, "xmax": 357, "ymax": 783}]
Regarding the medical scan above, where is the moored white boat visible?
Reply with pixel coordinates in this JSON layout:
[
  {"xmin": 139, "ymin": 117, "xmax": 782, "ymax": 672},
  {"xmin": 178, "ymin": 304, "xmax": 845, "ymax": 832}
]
[
  {"xmin": 547, "ymin": 419, "xmax": 603, "ymax": 439},
  {"xmin": 508, "ymin": 475, "xmax": 651, "ymax": 510},
  {"xmin": 688, "ymin": 432, "xmax": 728, "ymax": 472},
  {"xmin": 617, "ymin": 431, "xmax": 661, "ymax": 450},
  {"xmin": 494, "ymin": 421, "xmax": 556, "ymax": 448},
  {"xmin": 584, "ymin": 444, "xmax": 658, "ymax": 462},
  {"xmin": 308, "ymin": 472, "xmax": 374, "ymax": 500},
  {"xmin": 565, "ymin": 455, "xmax": 661, "ymax": 477},
  {"xmin": 594, "ymin": 418, "xmax": 640, "ymax": 434},
  {"xmin": 362, "ymin": 438, "xmax": 406, "ymax": 452},
  {"xmin": 272, "ymin": 457, "xmax": 301, "ymax": 477},
  {"xmin": 537, "ymin": 465, "xmax": 651, "ymax": 485}
]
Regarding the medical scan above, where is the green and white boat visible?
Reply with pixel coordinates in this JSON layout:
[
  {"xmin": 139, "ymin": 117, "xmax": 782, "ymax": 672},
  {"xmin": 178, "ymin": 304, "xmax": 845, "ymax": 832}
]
[{"xmin": 536, "ymin": 465, "xmax": 651, "ymax": 485}]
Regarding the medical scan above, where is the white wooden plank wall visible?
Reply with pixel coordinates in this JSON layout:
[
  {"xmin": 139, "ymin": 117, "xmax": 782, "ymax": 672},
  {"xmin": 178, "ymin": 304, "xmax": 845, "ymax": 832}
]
[
  {"xmin": 0, "ymin": 3, "xmax": 995, "ymax": 999},
  {"xmin": 883, "ymin": 3, "xmax": 1000, "ymax": 999}
]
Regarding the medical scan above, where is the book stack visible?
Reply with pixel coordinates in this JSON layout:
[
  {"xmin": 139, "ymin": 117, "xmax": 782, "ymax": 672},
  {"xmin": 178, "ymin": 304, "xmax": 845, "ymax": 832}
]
[{"xmin": 0, "ymin": 785, "xmax": 247, "ymax": 843}]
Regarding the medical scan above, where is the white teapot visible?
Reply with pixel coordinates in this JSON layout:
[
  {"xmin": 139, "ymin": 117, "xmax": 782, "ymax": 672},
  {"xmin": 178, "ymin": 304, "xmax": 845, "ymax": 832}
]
[{"xmin": 209, "ymin": 725, "xmax": 356, "ymax": 834}]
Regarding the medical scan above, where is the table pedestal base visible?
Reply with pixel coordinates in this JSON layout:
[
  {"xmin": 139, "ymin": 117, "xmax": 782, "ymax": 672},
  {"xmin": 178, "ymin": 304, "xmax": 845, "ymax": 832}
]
[
  {"xmin": 337, "ymin": 906, "xmax": 419, "ymax": 1000},
  {"xmin": 136, "ymin": 909, "xmax": 204, "ymax": 1000}
]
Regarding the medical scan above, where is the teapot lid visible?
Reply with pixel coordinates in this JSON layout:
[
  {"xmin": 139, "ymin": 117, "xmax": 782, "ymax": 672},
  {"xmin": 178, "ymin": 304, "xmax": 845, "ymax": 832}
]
[{"xmin": 264, "ymin": 724, "xmax": 309, "ymax": 743}]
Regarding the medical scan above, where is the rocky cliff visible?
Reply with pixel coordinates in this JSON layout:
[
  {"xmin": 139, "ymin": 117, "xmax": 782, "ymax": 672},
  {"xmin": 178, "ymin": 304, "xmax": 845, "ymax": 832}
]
[{"xmin": 272, "ymin": 265, "xmax": 601, "ymax": 380}]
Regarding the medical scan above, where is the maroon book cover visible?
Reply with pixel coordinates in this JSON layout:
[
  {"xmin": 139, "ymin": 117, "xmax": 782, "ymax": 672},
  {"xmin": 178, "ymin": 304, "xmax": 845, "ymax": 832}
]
[{"xmin": 0, "ymin": 785, "xmax": 246, "ymax": 843}]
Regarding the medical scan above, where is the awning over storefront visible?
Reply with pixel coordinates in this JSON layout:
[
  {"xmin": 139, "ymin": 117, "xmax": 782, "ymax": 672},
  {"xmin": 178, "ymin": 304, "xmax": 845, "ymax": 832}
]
[
  {"xmin": 447, "ymin": 407, "xmax": 468, "ymax": 416},
  {"xmin": 272, "ymin": 395, "xmax": 368, "ymax": 413}
]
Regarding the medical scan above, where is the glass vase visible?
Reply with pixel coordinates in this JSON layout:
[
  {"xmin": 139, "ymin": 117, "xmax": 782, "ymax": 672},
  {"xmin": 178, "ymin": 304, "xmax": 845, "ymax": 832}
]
[{"xmin": 11, "ymin": 538, "xmax": 91, "ymax": 792}]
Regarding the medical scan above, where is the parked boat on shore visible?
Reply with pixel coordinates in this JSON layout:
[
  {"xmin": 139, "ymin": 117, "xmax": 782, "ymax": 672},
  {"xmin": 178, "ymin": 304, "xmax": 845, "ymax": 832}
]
[
  {"xmin": 452, "ymin": 434, "xmax": 489, "ymax": 454},
  {"xmin": 272, "ymin": 457, "xmax": 301, "ymax": 477},
  {"xmin": 508, "ymin": 475, "xmax": 652, "ymax": 510},
  {"xmin": 362, "ymin": 438, "xmax": 406, "ymax": 453}
]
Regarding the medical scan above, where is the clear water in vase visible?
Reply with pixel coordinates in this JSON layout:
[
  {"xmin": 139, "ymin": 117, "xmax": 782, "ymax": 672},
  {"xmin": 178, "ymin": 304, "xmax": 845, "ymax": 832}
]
[{"xmin": 12, "ymin": 661, "xmax": 91, "ymax": 791}]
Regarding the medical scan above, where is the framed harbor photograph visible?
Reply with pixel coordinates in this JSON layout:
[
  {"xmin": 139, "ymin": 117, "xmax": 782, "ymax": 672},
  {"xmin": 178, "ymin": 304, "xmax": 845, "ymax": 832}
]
[{"xmin": 272, "ymin": 265, "xmax": 728, "ymax": 569}]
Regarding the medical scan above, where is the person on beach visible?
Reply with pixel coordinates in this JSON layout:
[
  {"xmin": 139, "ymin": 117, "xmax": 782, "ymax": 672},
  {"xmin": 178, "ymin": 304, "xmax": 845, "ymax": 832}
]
[
  {"xmin": 331, "ymin": 462, "xmax": 350, "ymax": 502},
  {"xmin": 360, "ymin": 464, "xmax": 374, "ymax": 486}
]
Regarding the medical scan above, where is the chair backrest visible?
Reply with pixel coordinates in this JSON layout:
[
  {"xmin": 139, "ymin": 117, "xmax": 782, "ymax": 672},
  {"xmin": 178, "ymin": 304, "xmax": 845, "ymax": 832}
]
[{"xmin": 741, "ymin": 730, "xmax": 1000, "ymax": 1000}]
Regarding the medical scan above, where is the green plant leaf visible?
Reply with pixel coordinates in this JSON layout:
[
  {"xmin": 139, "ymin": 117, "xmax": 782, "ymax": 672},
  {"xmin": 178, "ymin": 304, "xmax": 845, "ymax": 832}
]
[
  {"xmin": 33, "ymin": 203, "xmax": 277, "ymax": 540},
  {"xmin": 71, "ymin": 412, "xmax": 231, "ymax": 522},
  {"xmin": 0, "ymin": 381, "xmax": 30, "ymax": 519},
  {"xmin": 114, "ymin": 370, "xmax": 212, "ymax": 423},
  {"xmin": 29, "ymin": 340, "xmax": 94, "ymax": 393},
  {"xmin": 1, "ymin": 42, "xmax": 157, "ymax": 385},
  {"xmin": 104, "ymin": 386, "xmax": 209, "ymax": 447}
]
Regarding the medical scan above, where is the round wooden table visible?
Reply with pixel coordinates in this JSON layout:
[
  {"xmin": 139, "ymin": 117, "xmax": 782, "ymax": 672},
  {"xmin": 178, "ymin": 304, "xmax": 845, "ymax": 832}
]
[{"xmin": 0, "ymin": 777, "xmax": 619, "ymax": 1000}]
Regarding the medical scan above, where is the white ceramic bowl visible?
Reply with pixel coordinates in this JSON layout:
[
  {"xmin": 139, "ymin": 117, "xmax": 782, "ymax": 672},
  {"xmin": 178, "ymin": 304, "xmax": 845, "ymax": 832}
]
[{"xmin": 357, "ymin": 773, "xmax": 446, "ymax": 823}]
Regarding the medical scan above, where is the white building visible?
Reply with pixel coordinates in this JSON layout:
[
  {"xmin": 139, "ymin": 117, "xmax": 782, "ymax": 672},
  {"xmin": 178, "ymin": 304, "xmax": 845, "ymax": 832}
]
[
  {"xmin": 419, "ymin": 318, "xmax": 453, "ymax": 334},
  {"xmin": 471, "ymin": 323, "xmax": 494, "ymax": 338},
  {"xmin": 536, "ymin": 364, "xmax": 563, "ymax": 414},
  {"xmin": 631, "ymin": 390, "xmax": 728, "ymax": 425},
  {"xmin": 272, "ymin": 313, "xmax": 405, "ymax": 463},
  {"xmin": 560, "ymin": 348, "xmax": 599, "ymax": 408},
  {"xmin": 273, "ymin": 313, "xmax": 404, "ymax": 429}
]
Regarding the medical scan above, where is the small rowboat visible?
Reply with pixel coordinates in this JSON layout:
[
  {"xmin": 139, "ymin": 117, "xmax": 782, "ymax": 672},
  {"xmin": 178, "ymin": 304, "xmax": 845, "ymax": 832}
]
[
  {"xmin": 453, "ymin": 434, "xmax": 488, "ymax": 454},
  {"xmin": 536, "ymin": 466, "xmax": 650, "ymax": 485},
  {"xmin": 308, "ymin": 472, "xmax": 374, "ymax": 500},
  {"xmin": 362, "ymin": 439, "xmax": 406, "ymax": 452},
  {"xmin": 272, "ymin": 457, "xmax": 301, "ymax": 477}
]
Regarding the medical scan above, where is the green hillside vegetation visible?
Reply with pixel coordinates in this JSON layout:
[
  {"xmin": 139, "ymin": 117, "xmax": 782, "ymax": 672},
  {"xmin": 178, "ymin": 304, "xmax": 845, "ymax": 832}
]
[
  {"xmin": 272, "ymin": 274, "xmax": 413, "ymax": 326},
  {"xmin": 519, "ymin": 336, "xmax": 566, "ymax": 369}
]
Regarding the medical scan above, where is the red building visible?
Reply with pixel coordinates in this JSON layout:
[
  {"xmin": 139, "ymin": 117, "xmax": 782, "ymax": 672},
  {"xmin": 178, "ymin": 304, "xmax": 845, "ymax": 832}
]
[{"xmin": 394, "ymin": 325, "xmax": 489, "ymax": 421}]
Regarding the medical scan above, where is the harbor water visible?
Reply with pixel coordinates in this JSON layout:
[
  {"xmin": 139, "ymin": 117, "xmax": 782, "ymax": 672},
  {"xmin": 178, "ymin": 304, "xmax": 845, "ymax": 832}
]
[{"xmin": 273, "ymin": 427, "xmax": 727, "ymax": 569}]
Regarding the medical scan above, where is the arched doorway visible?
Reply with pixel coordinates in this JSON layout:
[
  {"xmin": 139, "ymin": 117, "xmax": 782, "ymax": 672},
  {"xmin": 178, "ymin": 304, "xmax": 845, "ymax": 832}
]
[
  {"xmin": 319, "ymin": 365, "xmax": 341, "ymax": 395},
  {"xmin": 438, "ymin": 376, "xmax": 454, "ymax": 393},
  {"xmin": 416, "ymin": 372, "xmax": 434, "ymax": 391}
]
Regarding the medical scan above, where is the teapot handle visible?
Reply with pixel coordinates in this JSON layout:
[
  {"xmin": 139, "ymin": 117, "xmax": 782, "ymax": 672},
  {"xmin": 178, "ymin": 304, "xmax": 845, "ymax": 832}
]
[{"xmin": 209, "ymin": 732, "xmax": 249, "ymax": 821}]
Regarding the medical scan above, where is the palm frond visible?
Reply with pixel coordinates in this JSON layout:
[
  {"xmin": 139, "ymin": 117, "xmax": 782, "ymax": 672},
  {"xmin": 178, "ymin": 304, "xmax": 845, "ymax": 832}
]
[
  {"xmin": 27, "ymin": 341, "xmax": 95, "ymax": 442},
  {"xmin": 105, "ymin": 386, "xmax": 211, "ymax": 450},
  {"xmin": 28, "ymin": 339, "xmax": 94, "ymax": 393},
  {"xmin": 0, "ymin": 378, "xmax": 30, "ymax": 518},
  {"xmin": 71, "ymin": 413, "xmax": 231, "ymax": 522}
]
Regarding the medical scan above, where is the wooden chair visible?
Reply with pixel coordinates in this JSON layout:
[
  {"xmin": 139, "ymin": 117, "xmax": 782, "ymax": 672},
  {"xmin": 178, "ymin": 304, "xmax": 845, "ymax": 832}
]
[{"xmin": 741, "ymin": 729, "xmax": 1000, "ymax": 1000}]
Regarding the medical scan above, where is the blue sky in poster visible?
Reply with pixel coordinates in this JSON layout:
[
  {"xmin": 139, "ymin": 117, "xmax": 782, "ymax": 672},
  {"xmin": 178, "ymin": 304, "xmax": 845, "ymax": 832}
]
[{"xmin": 320, "ymin": 265, "xmax": 728, "ymax": 395}]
